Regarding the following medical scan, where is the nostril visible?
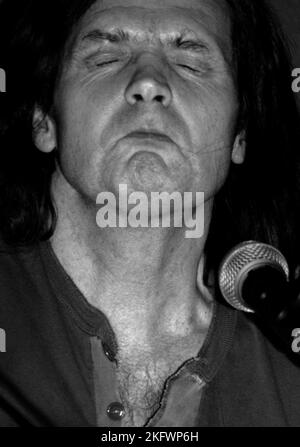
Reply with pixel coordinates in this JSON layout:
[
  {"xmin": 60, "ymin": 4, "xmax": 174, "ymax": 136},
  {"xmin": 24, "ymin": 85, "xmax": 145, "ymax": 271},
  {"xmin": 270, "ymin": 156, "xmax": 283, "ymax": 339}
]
[
  {"xmin": 155, "ymin": 95, "xmax": 164, "ymax": 103},
  {"xmin": 125, "ymin": 79, "xmax": 172, "ymax": 106},
  {"xmin": 133, "ymin": 94, "xmax": 144, "ymax": 102},
  {"xmin": 133, "ymin": 93, "xmax": 164, "ymax": 103}
]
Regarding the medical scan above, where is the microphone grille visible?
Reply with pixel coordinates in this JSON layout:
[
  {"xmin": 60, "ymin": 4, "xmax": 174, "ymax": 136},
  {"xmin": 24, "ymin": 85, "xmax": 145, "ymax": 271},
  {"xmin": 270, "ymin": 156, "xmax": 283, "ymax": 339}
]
[{"xmin": 218, "ymin": 241, "xmax": 289, "ymax": 312}]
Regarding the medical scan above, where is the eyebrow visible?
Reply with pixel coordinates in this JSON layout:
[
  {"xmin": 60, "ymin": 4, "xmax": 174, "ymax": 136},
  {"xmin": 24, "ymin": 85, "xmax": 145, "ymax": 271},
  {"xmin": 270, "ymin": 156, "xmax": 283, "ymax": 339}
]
[
  {"xmin": 82, "ymin": 29, "xmax": 130, "ymax": 44},
  {"xmin": 78, "ymin": 28, "xmax": 211, "ymax": 51}
]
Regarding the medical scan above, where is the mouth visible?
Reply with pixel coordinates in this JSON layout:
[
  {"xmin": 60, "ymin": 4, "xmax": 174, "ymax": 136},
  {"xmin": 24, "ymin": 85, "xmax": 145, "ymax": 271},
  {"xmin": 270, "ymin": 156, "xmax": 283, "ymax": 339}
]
[{"xmin": 125, "ymin": 130, "xmax": 173, "ymax": 144}]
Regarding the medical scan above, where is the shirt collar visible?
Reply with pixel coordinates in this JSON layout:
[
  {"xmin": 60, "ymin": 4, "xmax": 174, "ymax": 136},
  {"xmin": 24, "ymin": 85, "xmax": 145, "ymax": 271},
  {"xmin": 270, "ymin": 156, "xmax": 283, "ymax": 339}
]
[{"xmin": 40, "ymin": 239, "xmax": 237, "ymax": 383}]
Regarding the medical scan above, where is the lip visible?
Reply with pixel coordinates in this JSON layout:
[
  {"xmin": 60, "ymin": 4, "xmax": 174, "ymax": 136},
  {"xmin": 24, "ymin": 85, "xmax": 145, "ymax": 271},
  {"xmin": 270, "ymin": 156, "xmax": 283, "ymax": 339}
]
[{"xmin": 125, "ymin": 130, "xmax": 173, "ymax": 143}]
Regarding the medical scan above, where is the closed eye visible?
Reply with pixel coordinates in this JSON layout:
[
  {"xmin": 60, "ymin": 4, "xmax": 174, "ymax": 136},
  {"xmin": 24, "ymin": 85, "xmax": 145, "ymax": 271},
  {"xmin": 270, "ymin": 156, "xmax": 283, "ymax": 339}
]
[
  {"xmin": 176, "ymin": 40, "xmax": 208, "ymax": 52},
  {"xmin": 177, "ymin": 64, "xmax": 199, "ymax": 73},
  {"xmin": 96, "ymin": 59, "xmax": 119, "ymax": 67}
]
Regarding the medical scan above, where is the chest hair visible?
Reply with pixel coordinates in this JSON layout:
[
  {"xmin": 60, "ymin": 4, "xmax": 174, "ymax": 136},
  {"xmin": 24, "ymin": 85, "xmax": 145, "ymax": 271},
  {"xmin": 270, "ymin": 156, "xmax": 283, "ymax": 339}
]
[{"xmin": 115, "ymin": 335, "xmax": 201, "ymax": 427}]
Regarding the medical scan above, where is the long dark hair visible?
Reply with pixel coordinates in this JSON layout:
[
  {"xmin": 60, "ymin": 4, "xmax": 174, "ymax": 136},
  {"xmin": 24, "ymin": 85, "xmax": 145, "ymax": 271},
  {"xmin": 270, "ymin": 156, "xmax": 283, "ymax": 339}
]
[
  {"xmin": 0, "ymin": 0, "xmax": 299, "ymax": 274},
  {"xmin": 0, "ymin": 0, "xmax": 96, "ymax": 245},
  {"xmin": 205, "ymin": 0, "xmax": 300, "ymax": 276}
]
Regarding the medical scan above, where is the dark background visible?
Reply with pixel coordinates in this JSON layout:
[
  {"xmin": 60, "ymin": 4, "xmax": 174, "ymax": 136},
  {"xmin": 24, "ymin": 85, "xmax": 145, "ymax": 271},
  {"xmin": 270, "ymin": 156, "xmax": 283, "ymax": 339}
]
[{"xmin": 271, "ymin": 0, "xmax": 300, "ymax": 67}]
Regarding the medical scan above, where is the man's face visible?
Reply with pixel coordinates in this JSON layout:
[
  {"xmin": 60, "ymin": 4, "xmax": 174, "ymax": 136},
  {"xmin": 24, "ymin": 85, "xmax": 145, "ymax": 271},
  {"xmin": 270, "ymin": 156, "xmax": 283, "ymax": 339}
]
[{"xmin": 39, "ymin": 0, "xmax": 244, "ymax": 204}]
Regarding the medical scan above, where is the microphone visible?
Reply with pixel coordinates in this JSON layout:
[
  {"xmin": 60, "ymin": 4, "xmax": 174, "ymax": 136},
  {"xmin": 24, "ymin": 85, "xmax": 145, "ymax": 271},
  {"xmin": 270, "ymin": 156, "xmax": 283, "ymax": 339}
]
[{"xmin": 218, "ymin": 241, "xmax": 300, "ymax": 353}]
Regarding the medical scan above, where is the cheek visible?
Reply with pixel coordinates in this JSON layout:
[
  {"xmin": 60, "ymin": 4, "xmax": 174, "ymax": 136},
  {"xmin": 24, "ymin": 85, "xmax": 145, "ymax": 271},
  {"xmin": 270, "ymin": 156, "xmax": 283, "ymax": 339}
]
[
  {"xmin": 189, "ymin": 91, "xmax": 238, "ymax": 149},
  {"xmin": 183, "ymin": 88, "xmax": 238, "ymax": 194},
  {"xmin": 53, "ymin": 103, "xmax": 103, "ymax": 196},
  {"xmin": 59, "ymin": 79, "xmax": 122, "ymax": 156},
  {"xmin": 55, "ymin": 82, "xmax": 103, "ymax": 155},
  {"xmin": 53, "ymin": 75, "xmax": 127, "ymax": 198}
]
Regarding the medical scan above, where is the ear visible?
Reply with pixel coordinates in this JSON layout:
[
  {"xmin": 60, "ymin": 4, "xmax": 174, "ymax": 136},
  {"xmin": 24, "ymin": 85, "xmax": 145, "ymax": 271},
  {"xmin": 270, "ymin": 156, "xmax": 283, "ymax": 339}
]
[
  {"xmin": 32, "ymin": 106, "xmax": 57, "ymax": 153},
  {"xmin": 231, "ymin": 130, "xmax": 246, "ymax": 165}
]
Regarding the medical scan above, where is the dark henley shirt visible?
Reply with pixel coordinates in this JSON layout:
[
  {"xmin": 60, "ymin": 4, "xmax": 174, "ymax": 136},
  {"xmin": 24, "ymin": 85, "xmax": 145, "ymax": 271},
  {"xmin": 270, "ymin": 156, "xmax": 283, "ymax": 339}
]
[{"xmin": 0, "ymin": 239, "xmax": 300, "ymax": 426}]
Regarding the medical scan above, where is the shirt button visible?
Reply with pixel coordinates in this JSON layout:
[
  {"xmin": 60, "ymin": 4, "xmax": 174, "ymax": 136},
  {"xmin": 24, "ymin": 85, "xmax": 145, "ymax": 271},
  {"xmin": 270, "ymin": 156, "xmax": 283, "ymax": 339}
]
[
  {"xmin": 102, "ymin": 342, "xmax": 115, "ymax": 362},
  {"xmin": 107, "ymin": 402, "xmax": 126, "ymax": 421}
]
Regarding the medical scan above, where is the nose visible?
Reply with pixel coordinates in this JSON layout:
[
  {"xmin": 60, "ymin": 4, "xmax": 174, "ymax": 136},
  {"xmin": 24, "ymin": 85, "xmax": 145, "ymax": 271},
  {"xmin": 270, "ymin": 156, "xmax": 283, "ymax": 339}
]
[{"xmin": 125, "ymin": 56, "xmax": 172, "ymax": 107}]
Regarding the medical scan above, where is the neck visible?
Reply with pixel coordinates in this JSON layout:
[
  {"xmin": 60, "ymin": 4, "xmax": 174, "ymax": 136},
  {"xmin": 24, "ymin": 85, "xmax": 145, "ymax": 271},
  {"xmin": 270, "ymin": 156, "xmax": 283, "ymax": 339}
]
[{"xmin": 50, "ymin": 172, "xmax": 214, "ymax": 350}]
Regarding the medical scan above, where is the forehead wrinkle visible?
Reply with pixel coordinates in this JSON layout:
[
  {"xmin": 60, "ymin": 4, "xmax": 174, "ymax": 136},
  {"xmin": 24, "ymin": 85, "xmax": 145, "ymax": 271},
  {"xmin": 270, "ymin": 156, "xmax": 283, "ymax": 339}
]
[
  {"xmin": 79, "ymin": 27, "xmax": 213, "ymax": 48},
  {"xmin": 75, "ymin": 22, "xmax": 227, "ymax": 51},
  {"xmin": 77, "ymin": 2, "xmax": 230, "ymax": 38},
  {"xmin": 69, "ymin": 1, "xmax": 232, "ymax": 62}
]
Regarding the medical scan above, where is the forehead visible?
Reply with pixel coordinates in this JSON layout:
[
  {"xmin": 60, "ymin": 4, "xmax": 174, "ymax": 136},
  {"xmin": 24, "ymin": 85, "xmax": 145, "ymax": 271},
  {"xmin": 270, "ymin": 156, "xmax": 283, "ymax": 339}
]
[{"xmin": 73, "ymin": 0, "xmax": 231, "ymax": 52}]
